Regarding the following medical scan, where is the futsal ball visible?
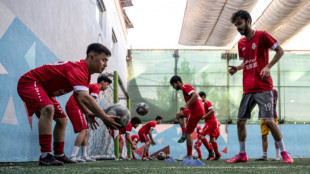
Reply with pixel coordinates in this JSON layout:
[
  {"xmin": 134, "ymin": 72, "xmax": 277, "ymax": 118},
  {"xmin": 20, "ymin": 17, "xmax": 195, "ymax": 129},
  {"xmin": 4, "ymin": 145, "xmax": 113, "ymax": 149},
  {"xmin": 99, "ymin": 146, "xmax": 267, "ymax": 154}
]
[
  {"xmin": 157, "ymin": 152, "xmax": 166, "ymax": 160},
  {"xmin": 136, "ymin": 102, "xmax": 149, "ymax": 116},
  {"xmin": 105, "ymin": 104, "xmax": 131, "ymax": 129}
]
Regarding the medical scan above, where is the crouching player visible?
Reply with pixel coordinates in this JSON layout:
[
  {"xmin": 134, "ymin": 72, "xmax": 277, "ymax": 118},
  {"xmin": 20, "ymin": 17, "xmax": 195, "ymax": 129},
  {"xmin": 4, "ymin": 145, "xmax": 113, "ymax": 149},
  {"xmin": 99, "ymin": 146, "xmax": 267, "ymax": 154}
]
[
  {"xmin": 138, "ymin": 116, "xmax": 163, "ymax": 160},
  {"xmin": 130, "ymin": 134, "xmax": 140, "ymax": 160}
]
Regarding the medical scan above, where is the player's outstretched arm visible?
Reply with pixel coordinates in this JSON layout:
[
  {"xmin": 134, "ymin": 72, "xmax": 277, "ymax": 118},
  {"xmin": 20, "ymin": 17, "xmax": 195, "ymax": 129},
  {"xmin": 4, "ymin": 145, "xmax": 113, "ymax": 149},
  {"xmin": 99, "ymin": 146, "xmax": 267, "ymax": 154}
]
[
  {"xmin": 148, "ymin": 129, "xmax": 156, "ymax": 145},
  {"xmin": 125, "ymin": 133, "xmax": 136, "ymax": 150},
  {"xmin": 76, "ymin": 90, "xmax": 121, "ymax": 129}
]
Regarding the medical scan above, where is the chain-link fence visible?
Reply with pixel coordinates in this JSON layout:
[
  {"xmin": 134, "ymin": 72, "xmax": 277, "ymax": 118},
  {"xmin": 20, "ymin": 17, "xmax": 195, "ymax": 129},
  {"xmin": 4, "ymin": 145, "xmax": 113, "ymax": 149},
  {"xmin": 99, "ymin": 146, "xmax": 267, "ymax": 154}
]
[{"xmin": 87, "ymin": 72, "xmax": 129, "ymax": 159}]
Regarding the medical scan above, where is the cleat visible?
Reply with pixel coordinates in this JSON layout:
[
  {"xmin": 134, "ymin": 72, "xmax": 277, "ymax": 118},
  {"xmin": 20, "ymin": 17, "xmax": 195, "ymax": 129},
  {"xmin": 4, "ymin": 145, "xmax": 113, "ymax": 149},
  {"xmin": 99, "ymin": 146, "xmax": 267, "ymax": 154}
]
[
  {"xmin": 54, "ymin": 154, "xmax": 78, "ymax": 164},
  {"xmin": 39, "ymin": 154, "xmax": 64, "ymax": 166},
  {"xmin": 207, "ymin": 151, "xmax": 215, "ymax": 160},
  {"xmin": 272, "ymin": 157, "xmax": 281, "ymax": 161},
  {"xmin": 81, "ymin": 156, "xmax": 96, "ymax": 162},
  {"xmin": 178, "ymin": 134, "xmax": 186, "ymax": 143},
  {"xmin": 281, "ymin": 151, "xmax": 293, "ymax": 163},
  {"xmin": 212, "ymin": 154, "xmax": 221, "ymax": 160},
  {"xmin": 255, "ymin": 156, "xmax": 268, "ymax": 161},
  {"xmin": 226, "ymin": 153, "xmax": 248, "ymax": 163},
  {"xmin": 70, "ymin": 156, "xmax": 85, "ymax": 162}
]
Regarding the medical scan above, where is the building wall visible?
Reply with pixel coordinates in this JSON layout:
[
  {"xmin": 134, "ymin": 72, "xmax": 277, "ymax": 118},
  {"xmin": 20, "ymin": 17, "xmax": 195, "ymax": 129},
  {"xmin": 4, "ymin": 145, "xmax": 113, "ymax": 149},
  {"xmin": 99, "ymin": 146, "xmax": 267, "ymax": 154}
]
[{"xmin": 0, "ymin": 0, "xmax": 128, "ymax": 162}]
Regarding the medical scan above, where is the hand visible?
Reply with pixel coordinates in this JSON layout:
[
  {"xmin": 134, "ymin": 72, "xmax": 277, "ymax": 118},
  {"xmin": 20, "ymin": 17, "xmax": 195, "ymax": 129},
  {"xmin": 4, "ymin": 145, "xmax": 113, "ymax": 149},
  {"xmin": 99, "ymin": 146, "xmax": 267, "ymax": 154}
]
[
  {"xmin": 132, "ymin": 145, "xmax": 137, "ymax": 150},
  {"xmin": 260, "ymin": 66, "xmax": 271, "ymax": 80},
  {"xmin": 228, "ymin": 66, "xmax": 237, "ymax": 76},
  {"xmin": 86, "ymin": 113, "xmax": 99, "ymax": 130},
  {"xmin": 180, "ymin": 105, "xmax": 188, "ymax": 111},
  {"xmin": 151, "ymin": 140, "xmax": 156, "ymax": 145},
  {"xmin": 101, "ymin": 115, "xmax": 121, "ymax": 129}
]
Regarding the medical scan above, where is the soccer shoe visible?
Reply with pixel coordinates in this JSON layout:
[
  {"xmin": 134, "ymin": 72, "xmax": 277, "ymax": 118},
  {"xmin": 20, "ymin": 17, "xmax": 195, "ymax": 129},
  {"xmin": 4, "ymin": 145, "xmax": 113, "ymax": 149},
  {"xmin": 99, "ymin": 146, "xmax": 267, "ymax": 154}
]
[
  {"xmin": 281, "ymin": 151, "xmax": 294, "ymax": 163},
  {"xmin": 54, "ymin": 154, "xmax": 78, "ymax": 164},
  {"xmin": 212, "ymin": 154, "xmax": 221, "ymax": 160},
  {"xmin": 177, "ymin": 134, "xmax": 186, "ymax": 143},
  {"xmin": 272, "ymin": 157, "xmax": 281, "ymax": 161},
  {"xmin": 255, "ymin": 156, "xmax": 268, "ymax": 161},
  {"xmin": 81, "ymin": 156, "xmax": 96, "ymax": 162},
  {"xmin": 206, "ymin": 151, "xmax": 215, "ymax": 160},
  {"xmin": 39, "ymin": 154, "xmax": 64, "ymax": 166},
  {"xmin": 70, "ymin": 156, "xmax": 85, "ymax": 162},
  {"xmin": 226, "ymin": 153, "xmax": 248, "ymax": 163}
]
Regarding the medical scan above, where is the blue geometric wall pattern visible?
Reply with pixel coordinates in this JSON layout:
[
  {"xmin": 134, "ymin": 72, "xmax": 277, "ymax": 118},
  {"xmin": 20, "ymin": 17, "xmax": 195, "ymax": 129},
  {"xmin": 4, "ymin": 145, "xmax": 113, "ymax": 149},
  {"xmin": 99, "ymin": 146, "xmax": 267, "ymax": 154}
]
[{"xmin": 0, "ymin": 17, "xmax": 72, "ymax": 162}]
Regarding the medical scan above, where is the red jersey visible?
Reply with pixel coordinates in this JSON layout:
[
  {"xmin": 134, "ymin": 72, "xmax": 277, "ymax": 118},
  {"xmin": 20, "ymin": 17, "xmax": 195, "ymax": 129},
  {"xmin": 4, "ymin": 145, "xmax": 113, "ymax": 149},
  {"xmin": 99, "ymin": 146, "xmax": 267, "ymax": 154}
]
[
  {"xmin": 203, "ymin": 100, "xmax": 216, "ymax": 121},
  {"xmin": 120, "ymin": 122, "xmax": 132, "ymax": 134},
  {"xmin": 238, "ymin": 31, "xmax": 278, "ymax": 94},
  {"xmin": 21, "ymin": 60, "xmax": 90, "ymax": 97},
  {"xmin": 131, "ymin": 134, "xmax": 140, "ymax": 142},
  {"xmin": 138, "ymin": 121, "xmax": 156, "ymax": 134},
  {"xmin": 66, "ymin": 83, "xmax": 100, "ymax": 109},
  {"xmin": 182, "ymin": 84, "xmax": 204, "ymax": 116}
]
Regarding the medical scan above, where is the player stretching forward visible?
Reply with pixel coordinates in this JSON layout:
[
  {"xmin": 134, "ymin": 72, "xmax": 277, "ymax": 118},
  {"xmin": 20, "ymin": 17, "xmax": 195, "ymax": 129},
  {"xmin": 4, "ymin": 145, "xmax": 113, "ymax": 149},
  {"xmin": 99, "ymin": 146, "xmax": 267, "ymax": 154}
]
[
  {"xmin": 66, "ymin": 75, "xmax": 112, "ymax": 162},
  {"xmin": 118, "ymin": 117, "xmax": 142, "ymax": 159},
  {"xmin": 256, "ymin": 89, "xmax": 281, "ymax": 161},
  {"xmin": 138, "ymin": 116, "xmax": 163, "ymax": 160},
  {"xmin": 130, "ymin": 134, "xmax": 140, "ymax": 160},
  {"xmin": 227, "ymin": 10, "xmax": 293, "ymax": 163},
  {"xmin": 199, "ymin": 91, "xmax": 221, "ymax": 160},
  {"xmin": 17, "ymin": 43, "xmax": 120, "ymax": 166},
  {"xmin": 170, "ymin": 75, "xmax": 205, "ymax": 159}
]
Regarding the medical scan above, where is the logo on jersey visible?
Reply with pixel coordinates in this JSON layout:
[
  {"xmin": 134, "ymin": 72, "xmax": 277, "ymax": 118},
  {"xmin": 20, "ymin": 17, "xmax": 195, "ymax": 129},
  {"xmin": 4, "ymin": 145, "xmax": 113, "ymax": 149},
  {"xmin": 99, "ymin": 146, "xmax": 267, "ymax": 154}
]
[
  {"xmin": 252, "ymin": 43, "xmax": 256, "ymax": 50},
  {"xmin": 242, "ymin": 47, "xmax": 246, "ymax": 51}
]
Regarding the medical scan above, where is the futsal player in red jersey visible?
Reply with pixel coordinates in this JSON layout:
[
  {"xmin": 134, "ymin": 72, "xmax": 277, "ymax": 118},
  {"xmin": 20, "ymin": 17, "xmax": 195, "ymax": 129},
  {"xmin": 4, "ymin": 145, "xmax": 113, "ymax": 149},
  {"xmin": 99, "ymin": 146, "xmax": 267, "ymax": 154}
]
[
  {"xmin": 170, "ymin": 75, "xmax": 205, "ymax": 160},
  {"xmin": 227, "ymin": 10, "xmax": 293, "ymax": 163},
  {"xmin": 130, "ymin": 134, "xmax": 140, "ymax": 160},
  {"xmin": 17, "ymin": 43, "xmax": 120, "ymax": 166},
  {"xmin": 138, "ymin": 116, "xmax": 162, "ymax": 160},
  {"xmin": 198, "ymin": 91, "xmax": 221, "ymax": 160},
  {"xmin": 66, "ymin": 75, "xmax": 111, "ymax": 162}
]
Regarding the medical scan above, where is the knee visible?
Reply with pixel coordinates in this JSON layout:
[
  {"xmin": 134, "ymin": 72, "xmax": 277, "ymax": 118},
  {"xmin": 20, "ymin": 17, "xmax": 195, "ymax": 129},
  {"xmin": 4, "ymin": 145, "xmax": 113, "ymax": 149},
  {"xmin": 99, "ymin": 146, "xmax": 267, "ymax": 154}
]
[
  {"xmin": 146, "ymin": 142, "xmax": 150, "ymax": 146},
  {"xmin": 80, "ymin": 129, "xmax": 88, "ymax": 135},
  {"xmin": 262, "ymin": 135, "xmax": 268, "ymax": 141},
  {"xmin": 41, "ymin": 105, "xmax": 55, "ymax": 118},
  {"xmin": 199, "ymin": 135, "xmax": 204, "ymax": 139},
  {"xmin": 176, "ymin": 112, "xmax": 181, "ymax": 119},
  {"xmin": 55, "ymin": 117, "xmax": 68, "ymax": 126},
  {"xmin": 237, "ymin": 120, "xmax": 246, "ymax": 127}
]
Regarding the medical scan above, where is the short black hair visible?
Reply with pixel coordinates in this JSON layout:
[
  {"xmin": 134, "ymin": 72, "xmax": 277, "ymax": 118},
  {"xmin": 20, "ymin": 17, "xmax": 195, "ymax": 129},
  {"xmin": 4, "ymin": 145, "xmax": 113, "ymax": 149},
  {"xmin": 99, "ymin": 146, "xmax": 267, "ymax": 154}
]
[
  {"xmin": 155, "ymin": 116, "xmax": 163, "ymax": 121},
  {"xmin": 231, "ymin": 10, "xmax": 252, "ymax": 25},
  {"xmin": 86, "ymin": 43, "xmax": 111, "ymax": 57},
  {"xmin": 131, "ymin": 116, "xmax": 142, "ymax": 125},
  {"xmin": 170, "ymin": 75, "xmax": 182, "ymax": 85},
  {"xmin": 97, "ymin": 75, "xmax": 112, "ymax": 84},
  {"xmin": 199, "ymin": 91, "xmax": 206, "ymax": 98}
]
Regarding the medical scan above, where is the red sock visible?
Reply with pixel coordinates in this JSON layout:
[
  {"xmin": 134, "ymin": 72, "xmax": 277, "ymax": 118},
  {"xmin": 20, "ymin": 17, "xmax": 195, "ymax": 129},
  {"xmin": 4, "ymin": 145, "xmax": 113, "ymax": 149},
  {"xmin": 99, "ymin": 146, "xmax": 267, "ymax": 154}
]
[
  {"xmin": 146, "ymin": 152, "xmax": 149, "ymax": 157},
  {"xmin": 182, "ymin": 127, "xmax": 186, "ymax": 134},
  {"xmin": 132, "ymin": 152, "xmax": 136, "ymax": 159},
  {"xmin": 201, "ymin": 138, "xmax": 211, "ymax": 150},
  {"xmin": 212, "ymin": 142, "xmax": 220, "ymax": 155},
  {"xmin": 209, "ymin": 143, "xmax": 214, "ymax": 151},
  {"xmin": 53, "ymin": 142, "xmax": 64, "ymax": 155},
  {"xmin": 194, "ymin": 146, "xmax": 202, "ymax": 159},
  {"xmin": 39, "ymin": 134, "xmax": 52, "ymax": 153},
  {"xmin": 187, "ymin": 146, "xmax": 192, "ymax": 156}
]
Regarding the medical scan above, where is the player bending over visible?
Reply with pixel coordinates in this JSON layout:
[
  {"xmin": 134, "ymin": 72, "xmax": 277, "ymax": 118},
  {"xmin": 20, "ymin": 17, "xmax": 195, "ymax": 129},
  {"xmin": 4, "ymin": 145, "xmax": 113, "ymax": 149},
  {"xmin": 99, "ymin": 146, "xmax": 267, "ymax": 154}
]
[
  {"xmin": 66, "ymin": 75, "xmax": 112, "ymax": 162},
  {"xmin": 138, "ymin": 116, "xmax": 162, "ymax": 160},
  {"xmin": 17, "ymin": 43, "xmax": 120, "ymax": 166},
  {"xmin": 170, "ymin": 75, "xmax": 205, "ymax": 160}
]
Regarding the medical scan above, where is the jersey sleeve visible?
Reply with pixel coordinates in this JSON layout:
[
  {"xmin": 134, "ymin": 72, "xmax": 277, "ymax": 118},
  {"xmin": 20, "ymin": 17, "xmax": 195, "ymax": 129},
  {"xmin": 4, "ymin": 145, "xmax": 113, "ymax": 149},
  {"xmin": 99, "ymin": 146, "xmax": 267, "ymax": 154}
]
[
  {"xmin": 262, "ymin": 31, "xmax": 279, "ymax": 50},
  {"xmin": 125, "ymin": 123, "xmax": 132, "ymax": 134},
  {"xmin": 89, "ymin": 84, "xmax": 100, "ymax": 98},
  {"xmin": 183, "ymin": 84, "xmax": 195, "ymax": 96},
  {"xmin": 238, "ymin": 43, "xmax": 244, "ymax": 60},
  {"xmin": 206, "ymin": 101, "xmax": 214, "ymax": 110},
  {"xmin": 67, "ymin": 67, "xmax": 89, "ymax": 92},
  {"xmin": 150, "ymin": 121, "xmax": 156, "ymax": 130}
]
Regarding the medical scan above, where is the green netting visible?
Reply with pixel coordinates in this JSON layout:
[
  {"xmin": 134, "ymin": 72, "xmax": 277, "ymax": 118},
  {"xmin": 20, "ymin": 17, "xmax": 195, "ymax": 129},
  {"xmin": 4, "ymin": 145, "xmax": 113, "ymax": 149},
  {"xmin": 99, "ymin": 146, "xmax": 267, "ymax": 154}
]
[{"xmin": 128, "ymin": 50, "xmax": 310, "ymax": 124}]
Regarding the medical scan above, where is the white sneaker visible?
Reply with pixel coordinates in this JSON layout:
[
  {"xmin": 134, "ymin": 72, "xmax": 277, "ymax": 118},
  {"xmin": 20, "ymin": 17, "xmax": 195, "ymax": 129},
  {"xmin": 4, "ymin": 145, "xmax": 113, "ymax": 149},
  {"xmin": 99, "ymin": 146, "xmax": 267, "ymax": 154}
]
[
  {"xmin": 81, "ymin": 156, "xmax": 96, "ymax": 162},
  {"xmin": 70, "ymin": 156, "xmax": 85, "ymax": 162},
  {"xmin": 272, "ymin": 157, "xmax": 281, "ymax": 161}
]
